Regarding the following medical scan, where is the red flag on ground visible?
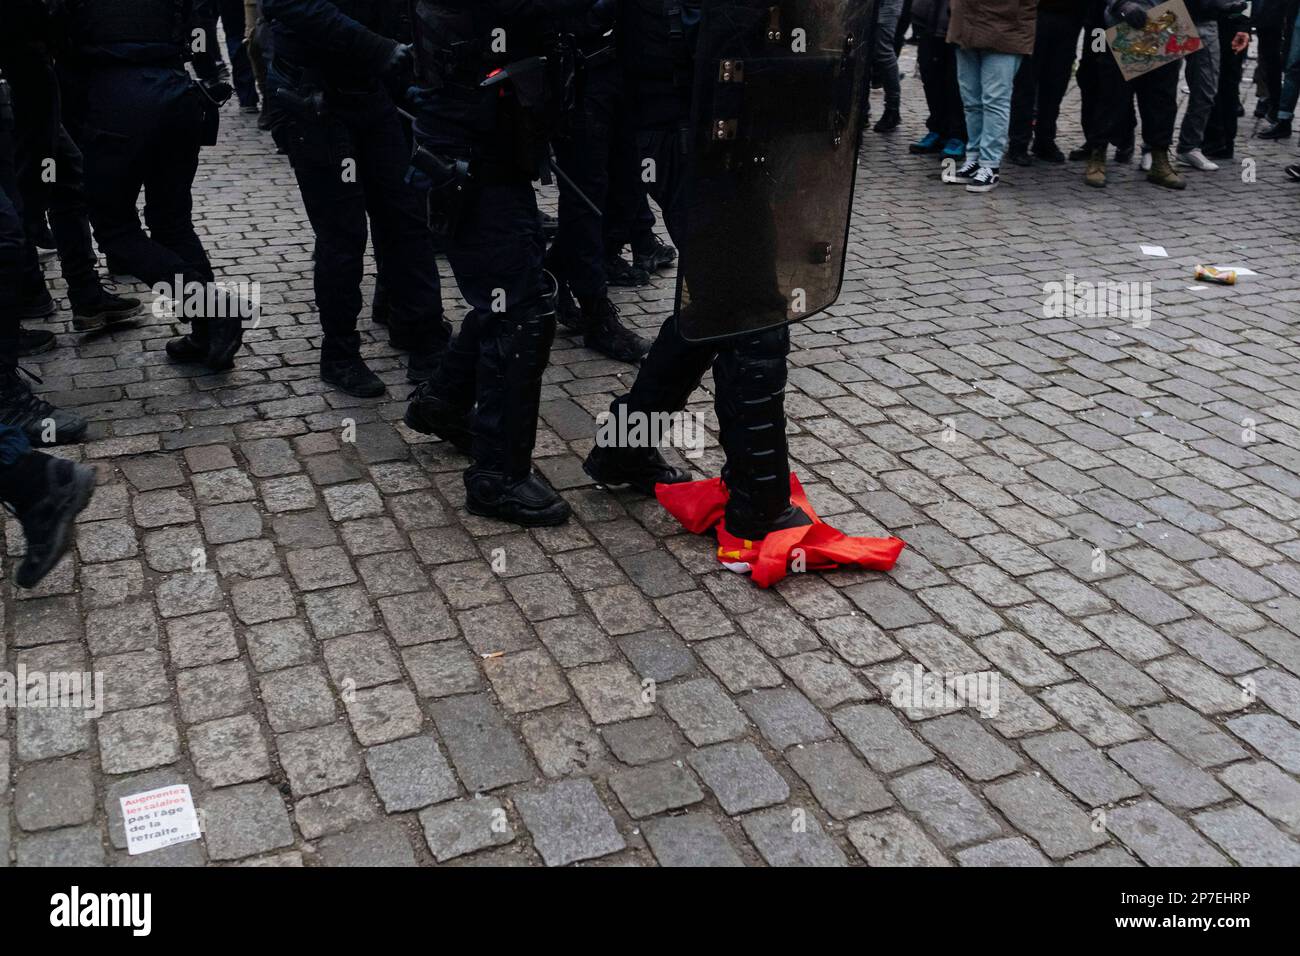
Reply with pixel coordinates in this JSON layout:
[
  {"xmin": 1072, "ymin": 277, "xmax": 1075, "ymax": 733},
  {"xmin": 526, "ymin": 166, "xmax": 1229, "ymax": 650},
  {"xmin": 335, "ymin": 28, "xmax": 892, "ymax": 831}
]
[{"xmin": 656, "ymin": 474, "xmax": 906, "ymax": 588}]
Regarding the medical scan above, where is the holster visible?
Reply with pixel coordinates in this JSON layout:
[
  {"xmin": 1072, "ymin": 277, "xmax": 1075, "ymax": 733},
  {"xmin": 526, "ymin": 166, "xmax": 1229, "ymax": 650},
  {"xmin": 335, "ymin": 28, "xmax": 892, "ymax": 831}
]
[
  {"xmin": 193, "ymin": 80, "xmax": 233, "ymax": 147},
  {"xmin": 411, "ymin": 145, "xmax": 474, "ymax": 242},
  {"xmin": 271, "ymin": 84, "xmax": 328, "ymax": 123}
]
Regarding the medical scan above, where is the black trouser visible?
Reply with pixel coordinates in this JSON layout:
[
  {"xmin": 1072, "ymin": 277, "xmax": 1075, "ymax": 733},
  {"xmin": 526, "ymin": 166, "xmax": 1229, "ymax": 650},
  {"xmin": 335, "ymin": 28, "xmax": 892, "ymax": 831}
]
[
  {"xmin": 266, "ymin": 68, "xmax": 446, "ymax": 363},
  {"xmin": 1009, "ymin": 8, "xmax": 1085, "ymax": 151},
  {"xmin": 195, "ymin": 0, "xmax": 259, "ymax": 108},
  {"xmin": 426, "ymin": 177, "xmax": 554, "ymax": 478},
  {"xmin": 548, "ymin": 57, "xmax": 617, "ymax": 305},
  {"xmin": 1, "ymin": 102, "xmax": 34, "ymax": 364},
  {"xmin": 62, "ymin": 63, "xmax": 213, "ymax": 291},
  {"xmin": 618, "ymin": 127, "xmax": 793, "ymax": 528},
  {"xmin": 604, "ymin": 94, "xmax": 659, "ymax": 258},
  {"xmin": 1080, "ymin": 27, "xmax": 1180, "ymax": 151},
  {"xmin": 1256, "ymin": 0, "xmax": 1291, "ymax": 112},
  {"xmin": 915, "ymin": 31, "xmax": 967, "ymax": 141},
  {"xmin": 1205, "ymin": 16, "xmax": 1247, "ymax": 154},
  {"xmin": 9, "ymin": 52, "xmax": 102, "ymax": 310}
]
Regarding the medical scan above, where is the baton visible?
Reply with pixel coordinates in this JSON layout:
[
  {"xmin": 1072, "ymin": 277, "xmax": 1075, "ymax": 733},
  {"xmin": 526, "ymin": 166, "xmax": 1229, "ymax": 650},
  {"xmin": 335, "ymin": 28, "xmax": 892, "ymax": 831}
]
[{"xmin": 550, "ymin": 157, "xmax": 603, "ymax": 217}]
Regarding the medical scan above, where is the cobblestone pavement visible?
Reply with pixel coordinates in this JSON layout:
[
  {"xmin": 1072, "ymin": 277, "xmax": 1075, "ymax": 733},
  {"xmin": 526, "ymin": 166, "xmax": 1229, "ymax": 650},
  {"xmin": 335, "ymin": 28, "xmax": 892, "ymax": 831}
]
[{"xmin": 4, "ymin": 55, "xmax": 1300, "ymax": 867}]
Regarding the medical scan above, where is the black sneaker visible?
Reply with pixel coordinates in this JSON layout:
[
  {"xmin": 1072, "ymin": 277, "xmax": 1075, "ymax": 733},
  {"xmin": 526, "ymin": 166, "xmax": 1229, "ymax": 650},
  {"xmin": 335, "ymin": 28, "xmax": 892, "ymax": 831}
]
[
  {"xmin": 632, "ymin": 236, "xmax": 677, "ymax": 274},
  {"xmin": 1286, "ymin": 164, "xmax": 1300, "ymax": 182},
  {"xmin": 321, "ymin": 357, "xmax": 385, "ymax": 397},
  {"xmin": 1007, "ymin": 146, "xmax": 1032, "ymax": 166},
  {"xmin": 1067, "ymin": 145, "xmax": 1089, "ymax": 161},
  {"xmin": 1032, "ymin": 141, "xmax": 1066, "ymax": 163},
  {"xmin": 581, "ymin": 299, "xmax": 650, "ymax": 364},
  {"xmin": 464, "ymin": 467, "xmax": 571, "ymax": 527},
  {"xmin": 18, "ymin": 328, "xmax": 56, "ymax": 357},
  {"xmin": 872, "ymin": 108, "xmax": 901, "ymax": 133},
  {"xmin": 0, "ymin": 368, "xmax": 88, "ymax": 446},
  {"xmin": 1259, "ymin": 119, "xmax": 1293, "ymax": 140},
  {"xmin": 606, "ymin": 252, "xmax": 651, "ymax": 288},
  {"xmin": 948, "ymin": 158, "xmax": 979, "ymax": 183},
  {"xmin": 966, "ymin": 166, "xmax": 1000, "ymax": 192},
  {"xmin": 1114, "ymin": 144, "xmax": 1135, "ymax": 164},
  {"xmin": 12, "ymin": 457, "xmax": 97, "ymax": 588},
  {"xmin": 72, "ymin": 290, "xmax": 143, "ymax": 331},
  {"xmin": 583, "ymin": 444, "xmax": 691, "ymax": 496},
  {"xmin": 404, "ymin": 381, "xmax": 473, "ymax": 453}
]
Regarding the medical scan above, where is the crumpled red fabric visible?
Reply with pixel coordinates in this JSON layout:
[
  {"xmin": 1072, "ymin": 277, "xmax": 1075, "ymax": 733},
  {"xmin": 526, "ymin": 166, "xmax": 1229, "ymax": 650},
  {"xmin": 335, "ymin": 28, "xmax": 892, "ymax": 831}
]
[{"xmin": 656, "ymin": 474, "xmax": 906, "ymax": 588}]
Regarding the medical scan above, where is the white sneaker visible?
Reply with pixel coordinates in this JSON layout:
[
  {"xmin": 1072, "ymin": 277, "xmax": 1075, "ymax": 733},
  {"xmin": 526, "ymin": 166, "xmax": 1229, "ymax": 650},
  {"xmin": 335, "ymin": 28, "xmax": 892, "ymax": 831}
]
[
  {"xmin": 1140, "ymin": 149, "xmax": 1153, "ymax": 171},
  {"xmin": 1176, "ymin": 148, "xmax": 1219, "ymax": 171}
]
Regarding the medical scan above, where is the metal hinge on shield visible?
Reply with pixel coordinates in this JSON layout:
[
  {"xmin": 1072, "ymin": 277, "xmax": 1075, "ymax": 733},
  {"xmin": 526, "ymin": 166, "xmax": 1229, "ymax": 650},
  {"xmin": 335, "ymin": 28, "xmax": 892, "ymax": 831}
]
[
  {"xmin": 713, "ymin": 58, "xmax": 743, "ymax": 141},
  {"xmin": 766, "ymin": 6, "xmax": 782, "ymax": 42}
]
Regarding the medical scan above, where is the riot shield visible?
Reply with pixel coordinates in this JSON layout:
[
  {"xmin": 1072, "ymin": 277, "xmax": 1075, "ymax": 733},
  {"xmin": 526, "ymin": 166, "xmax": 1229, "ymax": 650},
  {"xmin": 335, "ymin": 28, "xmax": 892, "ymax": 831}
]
[{"xmin": 676, "ymin": 0, "xmax": 873, "ymax": 342}]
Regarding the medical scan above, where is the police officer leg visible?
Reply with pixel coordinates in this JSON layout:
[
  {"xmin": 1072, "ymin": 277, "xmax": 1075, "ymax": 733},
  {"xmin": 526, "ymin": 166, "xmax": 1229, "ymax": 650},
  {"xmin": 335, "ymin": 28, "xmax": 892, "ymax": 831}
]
[
  {"xmin": 0, "ymin": 131, "xmax": 84, "ymax": 443},
  {"xmin": 442, "ymin": 181, "xmax": 569, "ymax": 527},
  {"xmin": 356, "ymin": 97, "xmax": 449, "ymax": 383},
  {"xmin": 713, "ymin": 324, "xmax": 808, "ymax": 539},
  {"xmin": 584, "ymin": 126, "xmax": 702, "ymax": 493},
  {"xmin": 49, "ymin": 125, "xmax": 141, "ymax": 331},
  {"xmin": 141, "ymin": 79, "xmax": 247, "ymax": 370},
  {"xmin": 551, "ymin": 64, "xmax": 648, "ymax": 363},
  {"xmin": 276, "ymin": 108, "xmax": 381, "ymax": 396},
  {"xmin": 405, "ymin": 308, "xmax": 483, "ymax": 454}
]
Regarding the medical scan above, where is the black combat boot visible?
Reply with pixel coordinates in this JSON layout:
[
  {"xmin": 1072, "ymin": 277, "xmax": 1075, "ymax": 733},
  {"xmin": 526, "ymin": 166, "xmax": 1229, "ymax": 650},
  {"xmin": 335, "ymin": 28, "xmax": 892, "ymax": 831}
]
[
  {"xmin": 404, "ymin": 379, "xmax": 473, "ymax": 453},
  {"xmin": 72, "ymin": 289, "xmax": 143, "ymax": 332},
  {"xmin": 464, "ymin": 467, "xmax": 571, "ymax": 527},
  {"xmin": 0, "ymin": 366, "xmax": 88, "ymax": 446},
  {"xmin": 204, "ymin": 291, "xmax": 248, "ymax": 370},
  {"xmin": 319, "ymin": 327, "xmax": 384, "ymax": 396},
  {"xmin": 166, "ymin": 318, "xmax": 210, "ymax": 364},
  {"xmin": 632, "ymin": 234, "xmax": 677, "ymax": 274},
  {"xmin": 584, "ymin": 443, "xmax": 691, "ymax": 496},
  {"xmin": 0, "ymin": 453, "xmax": 97, "ymax": 588},
  {"xmin": 605, "ymin": 250, "xmax": 650, "ymax": 287},
  {"xmin": 19, "ymin": 289, "xmax": 56, "ymax": 321},
  {"xmin": 18, "ymin": 328, "xmax": 55, "ymax": 357},
  {"xmin": 463, "ymin": 301, "xmax": 570, "ymax": 526},
  {"xmin": 578, "ymin": 297, "xmax": 650, "ymax": 363},
  {"xmin": 872, "ymin": 107, "xmax": 901, "ymax": 133}
]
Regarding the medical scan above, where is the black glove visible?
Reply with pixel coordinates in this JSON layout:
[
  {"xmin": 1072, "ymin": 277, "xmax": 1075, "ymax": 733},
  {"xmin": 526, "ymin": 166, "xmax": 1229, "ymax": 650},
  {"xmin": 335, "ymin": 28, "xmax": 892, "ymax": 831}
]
[
  {"xmin": 1117, "ymin": 1, "xmax": 1148, "ymax": 27},
  {"xmin": 1205, "ymin": 0, "xmax": 1247, "ymax": 15},
  {"xmin": 199, "ymin": 78, "xmax": 234, "ymax": 106}
]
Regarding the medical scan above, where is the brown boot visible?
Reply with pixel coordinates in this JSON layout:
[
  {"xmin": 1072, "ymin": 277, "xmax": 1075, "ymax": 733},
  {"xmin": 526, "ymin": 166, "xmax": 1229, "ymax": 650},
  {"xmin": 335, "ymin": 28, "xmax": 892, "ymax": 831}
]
[
  {"xmin": 1084, "ymin": 148, "xmax": 1106, "ymax": 188},
  {"xmin": 1147, "ymin": 148, "xmax": 1186, "ymax": 190}
]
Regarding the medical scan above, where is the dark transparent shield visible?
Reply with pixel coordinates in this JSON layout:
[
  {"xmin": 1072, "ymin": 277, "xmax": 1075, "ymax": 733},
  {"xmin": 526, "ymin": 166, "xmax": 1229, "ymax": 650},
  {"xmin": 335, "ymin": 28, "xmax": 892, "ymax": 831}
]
[{"xmin": 676, "ymin": 0, "xmax": 873, "ymax": 342}]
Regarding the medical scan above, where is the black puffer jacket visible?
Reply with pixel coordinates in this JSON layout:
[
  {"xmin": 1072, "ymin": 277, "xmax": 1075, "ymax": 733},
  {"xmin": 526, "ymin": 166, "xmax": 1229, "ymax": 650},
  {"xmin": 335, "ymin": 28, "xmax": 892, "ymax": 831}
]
[{"xmin": 911, "ymin": 0, "xmax": 954, "ymax": 38}]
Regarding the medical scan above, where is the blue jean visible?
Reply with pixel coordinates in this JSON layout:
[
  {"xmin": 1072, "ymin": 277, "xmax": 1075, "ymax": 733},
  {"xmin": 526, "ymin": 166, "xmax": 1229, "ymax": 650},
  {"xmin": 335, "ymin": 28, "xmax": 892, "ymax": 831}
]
[
  {"xmin": 955, "ymin": 49, "xmax": 1024, "ymax": 168},
  {"xmin": 1278, "ymin": 17, "xmax": 1300, "ymax": 120},
  {"xmin": 0, "ymin": 425, "xmax": 31, "ymax": 466},
  {"xmin": 873, "ymin": 0, "xmax": 905, "ymax": 111}
]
